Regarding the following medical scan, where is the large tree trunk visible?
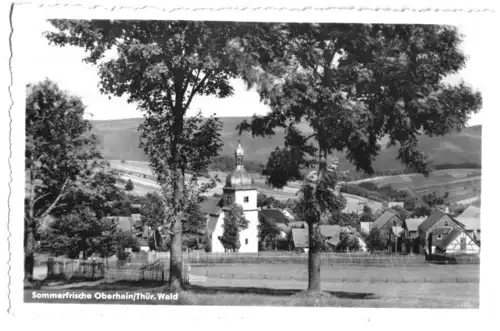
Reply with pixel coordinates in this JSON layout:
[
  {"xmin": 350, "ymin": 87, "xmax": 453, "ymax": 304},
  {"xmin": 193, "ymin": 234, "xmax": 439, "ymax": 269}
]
[
  {"xmin": 307, "ymin": 222, "xmax": 321, "ymax": 292},
  {"xmin": 168, "ymin": 104, "xmax": 186, "ymax": 291},
  {"xmin": 169, "ymin": 215, "xmax": 183, "ymax": 290},
  {"xmin": 24, "ymin": 225, "xmax": 36, "ymax": 286}
]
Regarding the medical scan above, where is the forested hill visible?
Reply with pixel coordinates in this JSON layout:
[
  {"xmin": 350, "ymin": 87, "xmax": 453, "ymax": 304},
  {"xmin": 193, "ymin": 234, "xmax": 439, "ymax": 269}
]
[{"xmin": 91, "ymin": 117, "xmax": 481, "ymax": 173}]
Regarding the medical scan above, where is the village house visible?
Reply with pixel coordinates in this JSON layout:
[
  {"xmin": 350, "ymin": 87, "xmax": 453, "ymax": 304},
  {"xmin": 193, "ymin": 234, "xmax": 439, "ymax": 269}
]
[
  {"xmin": 434, "ymin": 227, "xmax": 480, "ymax": 255},
  {"xmin": 359, "ymin": 221, "xmax": 374, "ymax": 237},
  {"xmin": 455, "ymin": 205, "xmax": 481, "ymax": 243},
  {"xmin": 389, "ymin": 225, "xmax": 404, "ymax": 253},
  {"xmin": 319, "ymin": 225, "xmax": 342, "ymax": 249},
  {"xmin": 291, "ymin": 228, "xmax": 309, "ymax": 253},
  {"xmin": 401, "ymin": 217, "xmax": 426, "ymax": 253},
  {"xmin": 429, "ymin": 227, "xmax": 453, "ymax": 254},
  {"xmin": 418, "ymin": 210, "xmax": 464, "ymax": 256},
  {"xmin": 259, "ymin": 209, "xmax": 290, "ymax": 239},
  {"xmin": 373, "ymin": 210, "xmax": 403, "ymax": 238}
]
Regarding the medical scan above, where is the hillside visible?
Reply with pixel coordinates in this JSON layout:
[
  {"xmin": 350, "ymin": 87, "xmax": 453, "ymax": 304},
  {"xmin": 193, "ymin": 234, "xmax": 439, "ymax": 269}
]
[{"xmin": 91, "ymin": 117, "xmax": 481, "ymax": 172}]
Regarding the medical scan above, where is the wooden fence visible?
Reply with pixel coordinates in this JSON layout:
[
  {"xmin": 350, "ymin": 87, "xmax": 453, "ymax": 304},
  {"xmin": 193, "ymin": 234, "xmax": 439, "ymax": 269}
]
[
  {"xmin": 124, "ymin": 251, "xmax": 483, "ymax": 266},
  {"xmin": 43, "ymin": 257, "xmax": 189, "ymax": 284},
  {"xmin": 178, "ymin": 251, "xmax": 428, "ymax": 266}
]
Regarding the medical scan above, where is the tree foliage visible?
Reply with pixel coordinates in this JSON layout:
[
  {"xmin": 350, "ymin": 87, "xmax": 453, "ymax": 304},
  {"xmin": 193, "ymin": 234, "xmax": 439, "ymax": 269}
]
[
  {"xmin": 219, "ymin": 204, "xmax": 250, "ymax": 252},
  {"xmin": 235, "ymin": 23, "xmax": 481, "ymax": 292}
]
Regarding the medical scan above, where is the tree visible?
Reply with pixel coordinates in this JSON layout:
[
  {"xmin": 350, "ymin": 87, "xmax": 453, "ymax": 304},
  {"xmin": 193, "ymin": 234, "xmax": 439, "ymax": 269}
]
[
  {"xmin": 367, "ymin": 227, "xmax": 388, "ymax": 252},
  {"xmin": 336, "ymin": 229, "xmax": 361, "ymax": 252},
  {"xmin": 236, "ymin": 24, "xmax": 482, "ymax": 292},
  {"xmin": 125, "ymin": 179, "xmax": 134, "ymax": 191},
  {"xmin": 25, "ymin": 80, "xmax": 107, "ymax": 284},
  {"xmin": 219, "ymin": 203, "xmax": 250, "ymax": 252},
  {"xmin": 46, "ymin": 20, "xmax": 256, "ymax": 289}
]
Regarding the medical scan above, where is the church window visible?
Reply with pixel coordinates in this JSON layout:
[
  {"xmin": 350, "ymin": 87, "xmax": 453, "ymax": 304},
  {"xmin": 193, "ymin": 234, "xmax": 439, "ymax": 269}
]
[{"xmin": 244, "ymin": 196, "xmax": 249, "ymax": 203}]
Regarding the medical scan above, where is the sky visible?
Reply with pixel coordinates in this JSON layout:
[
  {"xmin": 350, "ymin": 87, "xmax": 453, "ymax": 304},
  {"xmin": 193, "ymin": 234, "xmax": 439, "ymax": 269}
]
[{"xmin": 24, "ymin": 19, "xmax": 486, "ymax": 126}]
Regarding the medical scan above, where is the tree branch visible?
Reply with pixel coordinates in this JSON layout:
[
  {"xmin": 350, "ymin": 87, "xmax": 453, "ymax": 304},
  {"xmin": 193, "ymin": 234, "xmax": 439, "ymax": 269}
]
[
  {"xmin": 39, "ymin": 178, "xmax": 69, "ymax": 219},
  {"xmin": 184, "ymin": 72, "xmax": 211, "ymax": 111}
]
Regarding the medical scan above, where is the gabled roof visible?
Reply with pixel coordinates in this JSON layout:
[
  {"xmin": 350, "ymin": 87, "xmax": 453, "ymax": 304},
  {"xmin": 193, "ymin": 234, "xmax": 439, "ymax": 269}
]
[
  {"xmin": 373, "ymin": 210, "xmax": 399, "ymax": 229},
  {"xmin": 418, "ymin": 210, "xmax": 450, "ymax": 233},
  {"xmin": 259, "ymin": 209, "xmax": 289, "ymax": 225},
  {"xmin": 434, "ymin": 227, "xmax": 480, "ymax": 251},
  {"xmin": 283, "ymin": 208, "xmax": 297, "ymax": 219},
  {"xmin": 291, "ymin": 228, "xmax": 309, "ymax": 248},
  {"xmin": 131, "ymin": 213, "xmax": 142, "ymax": 226},
  {"xmin": 319, "ymin": 225, "xmax": 342, "ymax": 238},
  {"xmin": 431, "ymin": 227, "xmax": 454, "ymax": 236},
  {"xmin": 198, "ymin": 196, "xmax": 222, "ymax": 216},
  {"xmin": 206, "ymin": 215, "xmax": 220, "ymax": 237},
  {"xmin": 455, "ymin": 206, "xmax": 480, "ymax": 231},
  {"xmin": 404, "ymin": 217, "xmax": 426, "ymax": 232},
  {"xmin": 116, "ymin": 216, "xmax": 134, "ymax": 233},
  {"xmin": 289, "ymin": 221, "xmax": 308, "ymax": 229}
]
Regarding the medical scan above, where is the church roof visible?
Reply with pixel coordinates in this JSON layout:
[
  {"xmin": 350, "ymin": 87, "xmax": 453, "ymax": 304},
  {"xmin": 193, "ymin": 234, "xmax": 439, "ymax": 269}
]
[{"xmin": 225, "ymin": 141, "xmax": 254, "ymax": 189}]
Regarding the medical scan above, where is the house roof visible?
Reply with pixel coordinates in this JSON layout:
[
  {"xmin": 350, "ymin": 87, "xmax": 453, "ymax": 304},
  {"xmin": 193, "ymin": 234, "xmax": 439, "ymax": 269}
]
[
  {"xmin": 319, "ymin": 225, "xmax": 342, "ymax": 238},
  {"xmin": 373, "ymin": 210, "xmax": 399, "ymax": 229},
  {"xmin": 434, "ymin": 227, "xmax": 477, "ymax": 251},
  {"xmin": 391, "ymin": 226, "xmax": 404, "ymax": 237},
  {"xmin": 137, "ymin": 238, "xmax": 149, "ymax": 247},
  {"xmin": 206, "ymin": 215, "xmax": 220, "ymax": 237},
  {"xmin": 198, "ymin": 196, "xmax": 222, "ymax": 216},
  {"xmin": 292, "ymin": 228, "xmax": 309, "ymax": 248},
  {"xmin": 116, "ymin": 216, "xmax": 134, "ymax": 232},
  {"xmin": 455, "ymin": 206, "xmax": 480, "ymax": 231},
  {"xmin": 283, "ymin": 208, "xmax": 297, "ymax": 219},
  {"xmin": 404, "ymin": 217, "xmax": 426, "ymax": 232},
  {"xmin": 289, "ymin": 221, "xmax": 308, "ymax": 229},
  {"xmin": 431, "ymin": 227, "xmax": 454, "ymax": 236},
  {"xmin": 275, "ymin": 223, "xmax": 290, "ymax": 233},
  {"xmin": 418, "ymin": 210, "xmax": 451, "ymax": 233},
  {"xmin": 259, "ymin": 209, "xmax": 289, "ymax": 225},
  {"xmin": 388, "ymin": 202, "xmax": 404, "ymax": 208}
]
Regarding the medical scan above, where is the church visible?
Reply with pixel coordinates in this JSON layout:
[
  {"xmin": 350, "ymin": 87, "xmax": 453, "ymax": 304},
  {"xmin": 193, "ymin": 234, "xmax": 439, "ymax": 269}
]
[{"xmin": 204, "ymin": 141, "xmax": 260, "ymax": 252}]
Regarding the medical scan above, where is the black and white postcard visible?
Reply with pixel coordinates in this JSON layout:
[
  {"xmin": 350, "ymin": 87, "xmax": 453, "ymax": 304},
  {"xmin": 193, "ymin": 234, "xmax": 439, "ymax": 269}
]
[{"xmin": 3, "ymin": 0, "xmax": 499, "ymax": 326}]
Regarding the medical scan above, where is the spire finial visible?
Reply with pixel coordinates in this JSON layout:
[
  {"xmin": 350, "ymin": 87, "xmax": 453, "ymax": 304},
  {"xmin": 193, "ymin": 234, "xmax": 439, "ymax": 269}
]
[{"xmin": 235, "ymin": 140, "xmax": 244, "ymax": 165}]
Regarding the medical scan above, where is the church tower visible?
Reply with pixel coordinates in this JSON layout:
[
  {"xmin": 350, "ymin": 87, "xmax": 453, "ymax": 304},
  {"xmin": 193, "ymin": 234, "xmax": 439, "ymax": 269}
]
[{"xmin": 215, "ymin": 141, "xmax": 259, "ymax": 252}]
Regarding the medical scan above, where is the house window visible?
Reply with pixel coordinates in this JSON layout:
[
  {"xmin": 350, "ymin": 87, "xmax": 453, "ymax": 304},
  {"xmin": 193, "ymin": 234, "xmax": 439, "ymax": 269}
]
[
  {"xmin": 460, "ymin": 237, "xmax": 466, "ymax": 250},
  {"xmin": 437, "ymin": 234, "xmax": 442, "ymax": 240},
  {"xmin": 393, "ymin": 221, "xmax": 396, "ymax": 226},
  {"xmin": 444, "ymin": 221, "xmax": 448, "ymax": 227},
  {"xmin": 244, "ymin": 196, "xmax": 249, "ymax": 203},
  {"xmin": 245, "ymin": 238, "xmax": 248, "ymax": 245}
]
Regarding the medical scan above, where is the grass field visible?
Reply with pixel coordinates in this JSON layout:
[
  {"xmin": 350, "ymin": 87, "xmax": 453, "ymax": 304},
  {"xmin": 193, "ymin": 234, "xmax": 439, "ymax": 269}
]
[
  {"xmin": 190, "ymin": 263, "xmax": 479, "ymax": 283},
  {"xmin": 25, "ymin": 263, "xmax": 479, "ymax": 308}
]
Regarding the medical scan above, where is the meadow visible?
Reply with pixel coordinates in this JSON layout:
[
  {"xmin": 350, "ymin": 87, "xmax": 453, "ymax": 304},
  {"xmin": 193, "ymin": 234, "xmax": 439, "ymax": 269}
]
[
  {"xmin": 25, "ymin": 263, "xmax": 479, "ymax": 308},
  {"xmin": 190, "ymin": 263, "xmax": 479, "ymax": 283}
]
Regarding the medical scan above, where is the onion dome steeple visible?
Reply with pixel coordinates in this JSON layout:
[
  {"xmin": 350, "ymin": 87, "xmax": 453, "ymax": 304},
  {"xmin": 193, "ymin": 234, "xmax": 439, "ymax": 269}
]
[{"xmin": 225, "ymin": 140, "xmax": 254, "ymax": 189}]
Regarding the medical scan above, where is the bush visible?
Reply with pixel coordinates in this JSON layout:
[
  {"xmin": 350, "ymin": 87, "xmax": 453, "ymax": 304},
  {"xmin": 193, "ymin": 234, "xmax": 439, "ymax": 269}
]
[{"xmin": 125, "ymin": 179, "xmax": 134, "ymax": 191}]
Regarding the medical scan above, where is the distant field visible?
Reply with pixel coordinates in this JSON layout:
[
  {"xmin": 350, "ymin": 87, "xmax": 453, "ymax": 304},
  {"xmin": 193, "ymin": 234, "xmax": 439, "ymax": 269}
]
[{"xmin": 110, "ymin": 160, "xmax": 481, "ymax": 204}]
